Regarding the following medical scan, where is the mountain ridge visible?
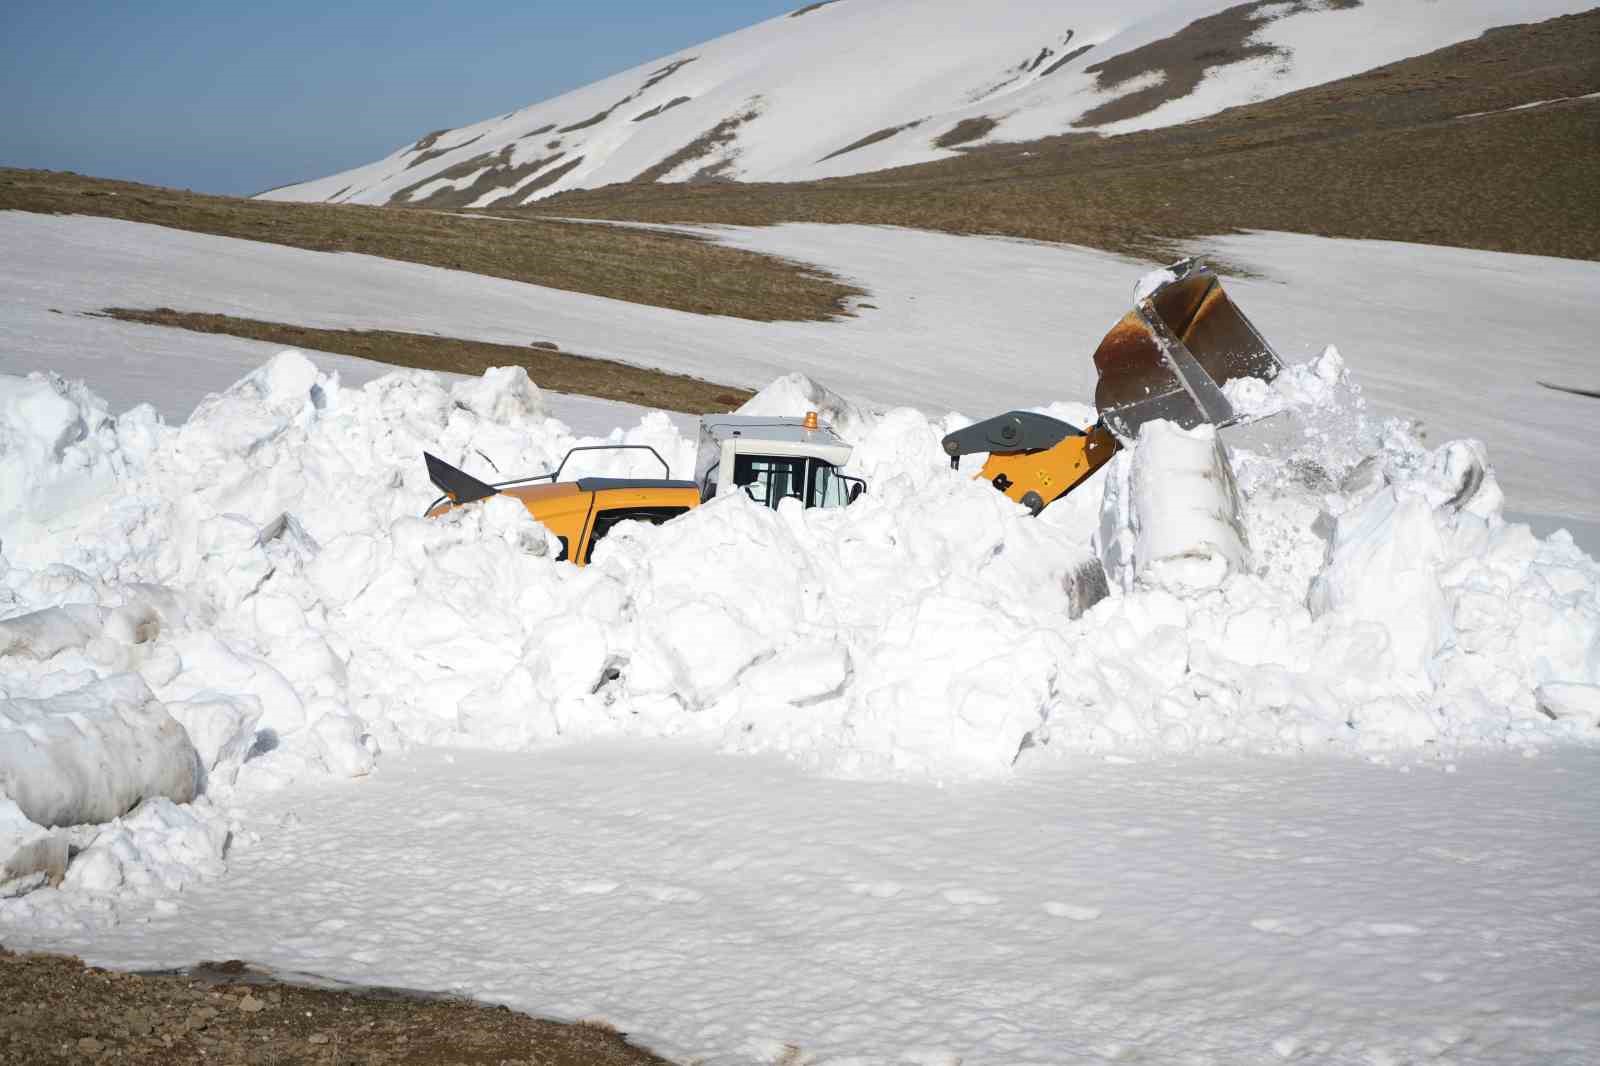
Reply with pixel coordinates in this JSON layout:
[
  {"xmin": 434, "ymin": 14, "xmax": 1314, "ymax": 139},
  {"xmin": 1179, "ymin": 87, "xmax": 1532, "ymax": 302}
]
[{"xmin": 258, "ymin": 0, "xmax": 1594, "ymax": 208}]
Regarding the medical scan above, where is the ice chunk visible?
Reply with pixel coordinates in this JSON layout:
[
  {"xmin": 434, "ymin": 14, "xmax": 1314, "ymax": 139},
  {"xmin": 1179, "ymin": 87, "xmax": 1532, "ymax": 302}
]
[
  {"xmin": 0, "ymin": 795, "xmax": 67, "ymax": 898},
  {"xmin": 1536, "ymin": 683, "xmax": 1600, "ymax": 723},
  {"xmin": 165, "ymin": 694, "xmax": 264, "ymax": 787},
  {"xmin": 0, "ymin": 675, "xmax": 203, "ymax": 827},
  {"xmin": 1097, "ymin": 420, "xmax": 1251, "ymax": 592},
  {"xmin": 450, "ymin": 365, "xmax": 546, "ymax": 423}
]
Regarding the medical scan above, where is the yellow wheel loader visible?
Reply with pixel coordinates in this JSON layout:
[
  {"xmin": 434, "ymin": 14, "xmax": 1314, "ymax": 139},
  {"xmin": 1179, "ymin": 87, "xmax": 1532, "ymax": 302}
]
[
  {"xmin": 424, "ymin": 414, "xmax": 866, "ymax": 565},
  {"xmin": 942, "ymin": 259, "xmax": 1283, "ymax": 513}
]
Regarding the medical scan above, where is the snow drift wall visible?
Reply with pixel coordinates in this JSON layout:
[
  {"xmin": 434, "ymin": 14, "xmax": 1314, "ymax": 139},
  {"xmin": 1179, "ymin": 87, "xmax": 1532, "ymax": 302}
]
[{"xmin": 0, "ymin": 349, "xmax": 1595, "ymax": 807}]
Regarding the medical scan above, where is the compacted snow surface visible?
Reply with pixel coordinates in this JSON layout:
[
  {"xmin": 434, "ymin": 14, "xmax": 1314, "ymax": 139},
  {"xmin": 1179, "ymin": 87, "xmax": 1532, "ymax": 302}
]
[{"xmin": 25, "ymin": 744, "xmax": 1600, "ymax": 1065}]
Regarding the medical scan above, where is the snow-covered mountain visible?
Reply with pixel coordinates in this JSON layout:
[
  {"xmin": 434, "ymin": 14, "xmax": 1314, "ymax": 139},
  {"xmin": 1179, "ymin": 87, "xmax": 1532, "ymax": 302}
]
[{"xmin": 260, "ymin": 0, "xmax": 1593, "ymax": 208}]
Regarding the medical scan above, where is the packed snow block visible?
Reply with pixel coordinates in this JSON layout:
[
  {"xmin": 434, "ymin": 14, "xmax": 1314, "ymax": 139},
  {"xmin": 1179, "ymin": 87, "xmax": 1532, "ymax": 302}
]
[
  {"xmin": 0, "ymin": 371, "xmax": 151, "ymax": 563},
  {"xmin": 63, "ymin": 797, "xmax": 230, "ymax": 896},
  {"xmin": 1308, "ymin": 442, "xmax": 1500, "ymax": 685},
  {"xmin": 0, "ymin": 675, "xmax": 203, "ymax": 828},
  {"xmin": 183, "ymin": 349, "xmax": 327, "ymax": 458},
  {"xmin": 449, "ymin": 366, "xmax": 546, "ymax": 423},
  {"xmin": 164, "ymin": 694, "xmax": 263, "ymax": 787},
  {"xmin": 0, "ymin": 601, "xmax": 164, "ymax": 663},
  {"xmin": 1308, "ymin": 488, "xmax": 1449, "ymax": 684},
  {"xmin": 0, "ymin": 604, "xmax": 106, "ymax": 660},
  {"xmin": 1062, "ymin": 557, "xmax": 1110, "ymax": 620},
  {"xmin": 1536, "ymin": 683, "xmax": 1600, "ymax": 723},
  {"xmin": 737, "ymin": 372, "xmax": 871, "ymax": 441},
  {"xmin": 1096, "ymin": 420, "xmax": 1251, "ymax": 593},
  {"xmin": 0, "ymin": 796, "xmax": 66, "ymax": 898}
]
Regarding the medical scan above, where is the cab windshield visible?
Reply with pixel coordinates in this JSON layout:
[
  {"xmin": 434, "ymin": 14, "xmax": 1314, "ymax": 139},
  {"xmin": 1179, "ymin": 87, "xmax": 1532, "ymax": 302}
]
[{"xmin": 732, "ymin": 455, "xmax": 854, "ymax": 509}]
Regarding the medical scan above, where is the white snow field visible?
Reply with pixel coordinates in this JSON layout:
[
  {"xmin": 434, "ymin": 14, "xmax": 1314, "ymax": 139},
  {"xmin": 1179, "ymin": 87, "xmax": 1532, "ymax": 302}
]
[
  {"xmin": 26, "ymin": 743, "xmax": 1600, "ymax": 1065},
  {"xmin": 3, "ymin": 211, "xmax": 1596, "ymax": 527},
  {"xmin": 258, "ymin": 0, "xmax": 1596, "ymax": 207}
]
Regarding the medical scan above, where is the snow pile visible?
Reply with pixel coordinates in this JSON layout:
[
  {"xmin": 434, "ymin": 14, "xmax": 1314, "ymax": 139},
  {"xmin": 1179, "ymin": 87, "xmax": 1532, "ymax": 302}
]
[
  {"xmin": 1, "ymin": 347, "xmax": 1598, "ymax": 907},
  {"xmin": 0, "ymin": 372, "xmax": 158, "ymax": 560},
  {"xmin": 0, "ymin": 674, "xmax": 202, "ymax": 827}
]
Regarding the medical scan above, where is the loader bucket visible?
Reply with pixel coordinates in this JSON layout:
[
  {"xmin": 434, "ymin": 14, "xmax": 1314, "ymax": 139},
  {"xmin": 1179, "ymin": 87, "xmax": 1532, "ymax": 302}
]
[{"xmin": 1092, "ymin": 259, "xmax": 1282, "ymax": 440}]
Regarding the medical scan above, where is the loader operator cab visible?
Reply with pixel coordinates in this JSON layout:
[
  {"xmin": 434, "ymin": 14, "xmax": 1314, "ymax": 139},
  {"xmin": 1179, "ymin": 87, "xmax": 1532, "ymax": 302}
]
[
  {"xmin": 696, "ymin": 414, "xmax": 866, "ymax": 509},
  {"xmin": 423, "ymin": 412, "xmax": 866, "ymax": 567}
]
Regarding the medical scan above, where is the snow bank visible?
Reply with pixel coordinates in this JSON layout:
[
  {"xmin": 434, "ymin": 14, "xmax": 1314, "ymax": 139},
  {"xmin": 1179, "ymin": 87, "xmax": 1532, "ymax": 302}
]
[
  {"xmin": 1, "ymin": 343, "xmax": 1598, "ymax": 912},
  {"xmin": 0, "ymin": 349, "xmax": 1595, "ymax": 802}
]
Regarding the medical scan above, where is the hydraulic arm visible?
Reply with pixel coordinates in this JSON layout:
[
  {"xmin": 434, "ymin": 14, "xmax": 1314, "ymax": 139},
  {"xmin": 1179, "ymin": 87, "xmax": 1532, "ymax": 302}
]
[{"xmin": 942, "ymin": 258, "xmax": 1283, "ymax": 516}]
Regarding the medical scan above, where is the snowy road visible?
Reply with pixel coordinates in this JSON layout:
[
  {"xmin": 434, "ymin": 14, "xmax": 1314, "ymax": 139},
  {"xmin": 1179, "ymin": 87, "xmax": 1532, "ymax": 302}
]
[{"xmin": 38, "ymin": 744, "xmax": 1600, "ymax": 1065}]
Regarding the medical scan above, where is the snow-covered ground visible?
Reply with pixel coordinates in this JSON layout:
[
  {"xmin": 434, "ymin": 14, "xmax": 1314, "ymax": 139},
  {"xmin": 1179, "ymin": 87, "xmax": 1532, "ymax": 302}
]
[
  {"xmin": 27, "ymin": 743, "xmax": 1600, "ymax": 1065},
  {"xmin": 3, "ymin": 207, "xmax": 1598, "ymax": 1062},
  {"xmin": 257, "ymin": 0, "xmax": 1595, "ymax": 206},
  {"xmin": 3, "ymin": 211, "xmax": 1596, "ymax": 527}
]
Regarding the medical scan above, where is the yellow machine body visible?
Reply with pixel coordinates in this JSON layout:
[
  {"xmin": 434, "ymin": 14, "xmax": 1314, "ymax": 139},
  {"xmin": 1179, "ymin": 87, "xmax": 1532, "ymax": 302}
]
[
  {"xmin": 427, "ymin": 480, "xmax": 702, "ymax": 566},
  {"xmin": 977, "ymin": 422, "xmax": 1119, "ymax": 513},
  {"xmin": 943, "ymin": 258, "xmax": 1283, "ymax": 517}
]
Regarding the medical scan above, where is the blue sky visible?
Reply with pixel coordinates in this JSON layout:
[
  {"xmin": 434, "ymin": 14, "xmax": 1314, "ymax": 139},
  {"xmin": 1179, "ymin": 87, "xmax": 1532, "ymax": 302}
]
[{"xmin": 1, "ymin": 1, "xmax": 800, "ymax": 196}]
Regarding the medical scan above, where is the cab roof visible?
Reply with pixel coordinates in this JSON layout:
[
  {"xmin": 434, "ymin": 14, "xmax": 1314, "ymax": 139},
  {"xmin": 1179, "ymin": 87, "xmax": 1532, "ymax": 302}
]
[
  {"xmin": 700, "ymin": 415, "xmax": 851, "ymax": 450},
  {"xmin": 498, "ymin": 478, "xmax": 698, "ymax": 506}
]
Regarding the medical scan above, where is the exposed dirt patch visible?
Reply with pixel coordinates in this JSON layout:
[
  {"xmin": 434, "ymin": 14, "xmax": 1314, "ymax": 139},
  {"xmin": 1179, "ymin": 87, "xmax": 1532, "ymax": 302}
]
[
  {"xmin": 1040, "ymin": 43, "xmax": 1094, "ymax": 78},
  {"xmin": 507, "ymin": 155, "xmax": 585, "ymax": 205},
  {"xmin": 519, "ymin": 122, "xmax": 557, "ymax": 139},
  {"xmin": 1075, "ymin": 0, "xmax": 1362, "ymax": 127},
  {"xmin": 790, "ymin": 1, "xmax": 840, "ymax": 17},
  {"xmin": 393, "ymin": 147, "xmax": 503, "ymax": 202},
  {"xmin": 0, "ymin": 168, "xmax": 860, "ymax": 321},
  {"xmin": 634, "ymin": 96, "xmax": 692, "ymax": 122},
  {"xmin": 556, "ymin": 61, "xmax": 700, "ymax": 138},
  {"xmin": 396, "ymin": 146, "xmax": 572, "ymax": 209},
  {"xmin": 96, "ymin": 308, "xmax": 755, "ymax": 413},
  {"xmin": 410, "ymin": 129, "xmax": 452, "ymax": 153},
  {"xmin": 405, "ymin": 133, "xmax": 485, "ymax": 170},
  {"xmin": 933, "ymin": 116, "xmax": 998, "ymax": 149},
  {"xmin": 0, "ymin": 947, "xmax": 677, "ymax": 1066},
  {"xmin": 819, "ymin": 121, "xmax": 923, "ymax": 162},
  {"xmin": 633, "ymin": 106, "xmax": 760, "ymax": 183},
  {"xmin": 560, "ymin": 97, "xmax": 632, "ymax": 134},
  {"xmin": 523, "ymin": 9, "xmax": 1600, "ymax": 262},
  {"xmin": 641, "ymin": 58, "xmax": 697, "ymax": 92}
]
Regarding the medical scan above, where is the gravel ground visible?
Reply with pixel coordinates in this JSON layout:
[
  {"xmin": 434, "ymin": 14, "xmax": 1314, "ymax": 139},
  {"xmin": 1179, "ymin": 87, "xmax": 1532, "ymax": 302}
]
[{"xmin": 0, "ymin": 948, "xmax": 675, "ymax": 1066}]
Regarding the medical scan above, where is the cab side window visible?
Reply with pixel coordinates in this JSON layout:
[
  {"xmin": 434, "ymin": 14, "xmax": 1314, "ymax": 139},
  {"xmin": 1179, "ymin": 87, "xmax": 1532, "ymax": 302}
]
[{"xmin": 583, "ymin": 506, "xmax": 689, "ymax": 563}]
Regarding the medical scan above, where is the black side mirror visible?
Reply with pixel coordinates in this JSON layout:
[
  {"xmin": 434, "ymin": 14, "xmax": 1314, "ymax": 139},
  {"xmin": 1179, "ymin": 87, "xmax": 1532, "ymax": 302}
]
[{"xmin": 848, "ymin": 482, "xmax": 866, "ymax": 503}]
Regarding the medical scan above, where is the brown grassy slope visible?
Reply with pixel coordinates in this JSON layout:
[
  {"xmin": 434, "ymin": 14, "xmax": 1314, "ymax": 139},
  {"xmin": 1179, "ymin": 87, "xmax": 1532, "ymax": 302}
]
[
  {"xmin": 98, "ymin": 309, "xmax": 753, "ymax": 414},
  {"xmin": 0, "ymin": 948, "xmax": 676, "ymax": 1066},
  {"xmin": 513, "ymin": 10, "xmax": 1600, "ymax": 261},
  {"xmin": 0, "ymin": 169, "xmax": 859, "ymax": 322}
]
